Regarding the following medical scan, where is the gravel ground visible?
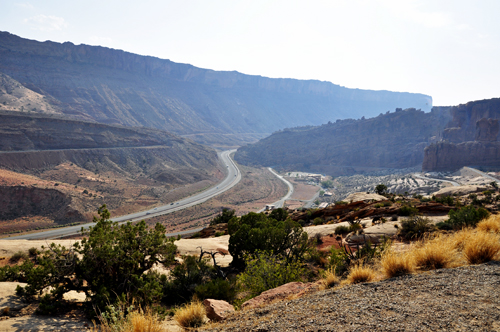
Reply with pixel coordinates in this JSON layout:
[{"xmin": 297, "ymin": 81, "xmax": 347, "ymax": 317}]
[{"xmin": 202, "ymin": 261, "xmax": 500, "ymax": 332}]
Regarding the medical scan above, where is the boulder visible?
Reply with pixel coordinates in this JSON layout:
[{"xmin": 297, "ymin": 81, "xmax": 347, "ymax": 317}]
[
  {"xmin": 241, "ymin": 282, "xmax": 320, "ymax": 310},
  {"xmin": 202, "ymin": 299, "xmax": 235, "ymax": 321}
]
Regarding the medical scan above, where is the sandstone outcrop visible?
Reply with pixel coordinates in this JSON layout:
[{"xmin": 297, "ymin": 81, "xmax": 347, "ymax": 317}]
[
  {"xmin": 241, "ymin": 282, "xmax": 321, "ymax": 310},
  {"xmin": 202, "ymin": 299, "xmax": 235, "ymax": 321},
  {"xmin": 431, "ymin": 185, "xmax": 487, "ymax": 197},
  {"xmin": 423, "ymin": 98, "xmax": 500, "ymax": 171},
  {"xmin": 0, "ymin": 31, "xmax": 431, "ymax": 146}
]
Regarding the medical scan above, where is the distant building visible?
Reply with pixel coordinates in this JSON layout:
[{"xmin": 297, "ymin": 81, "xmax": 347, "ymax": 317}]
[
  {"xmin": 265, "ymin": 204, "xmax": 275, "ymax": 211},
  {"xmin": 323, "ymin": 191, "xmax": 333, "ymax": 196},
  {"xmin": 318, "ymin": 202, "xmax": 329, "ymax": 209}
]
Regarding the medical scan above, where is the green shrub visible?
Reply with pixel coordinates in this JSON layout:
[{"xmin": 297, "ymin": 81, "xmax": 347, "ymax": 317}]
[
  {"xmin": 237, "ymin": 252, "xmax": 305, "ymax": 299},
  {"xmin": 9, "ymin": 251, "xmax": 28, "ymax": 263},
  {"xmin": 327, "ymin": 247, "xmax": 347, "ymax": 275},
  {"xmin": 228, "ymin": 212, "xmax": 308, "ymax": 269},
  {"xmin": 334, "ymin": 225, "xmax": 351, "ymax": 235},
  {"xmin": 375, "ymin": 184, "xmax": 388, "ymax": 195},
  {"xmin": 447, "ymin": 205, "xmax": 490, "ymax": 229},
  {"xmin": 210, "ymin": 208, "xmax": 237, "ymax": 226},
  {"xmin": 335, "ymin": 201, "xmax": 347, "ymax": 205},
  {"xmin": 399, "ymin": 215, "xmax": 436, "ymax": 240},
  {"xmin": 28, "ymin": 247, "xmax": 39, "ymax": 257},
  {"xmin": 313, "ymin": 217, "xmax": 325, "ymax": 225},
  {"xmin": 399, "ymin": 205, "xmax": 419, "ymax": 216},
  {"xmin": 194, "ymin": 278, "xmax": 236, "ymax": 303}
]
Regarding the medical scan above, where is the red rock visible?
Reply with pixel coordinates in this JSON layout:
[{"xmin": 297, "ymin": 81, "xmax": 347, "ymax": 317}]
[{"xmin": 202, "ymin": 299, "xmax": 235, "ymax": 321}]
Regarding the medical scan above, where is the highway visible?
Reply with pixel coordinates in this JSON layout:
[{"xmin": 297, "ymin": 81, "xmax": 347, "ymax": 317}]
[
  {"xmin": 258, "ymin": 168, "xmax": 294, "ymax": 212},
  {"xmin": 4, "ymin": 149, "xmax": 241, "ymax": 240},
  {"xmin": 413, "ymin": 173, "xmax": 460, "ymax": 187},
  {"xmin": 464, "ymin": 167, "xmax": 500, "ymax": 184}
]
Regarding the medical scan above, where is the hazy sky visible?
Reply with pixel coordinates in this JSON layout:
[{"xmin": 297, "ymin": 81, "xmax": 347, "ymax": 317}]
[{"xmin": 1, "ymin": 0, "xmax": 499, "ymax": 106}]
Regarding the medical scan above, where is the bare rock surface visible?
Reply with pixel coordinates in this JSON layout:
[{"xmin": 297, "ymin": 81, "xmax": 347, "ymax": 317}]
[
  {"xmin": 432, "ymin": 185, "xmax": 486, "ymax": 197},
  {"xmin": 203, "ymin": 299, "xmax": 235, "ymax": 321},
  {"xmin": 204, "ymin": 262, "xmax": 500, "ymax": 331},
  {"xmin": 0, "ymin": 282, "xmax": 28, "ymax": 311},
  {"xmin": 241, "ymin": 282, "xmax": 320, "ymax": 310},
  {"xmin": 344, "ymin": 192, "xmax": 387, "ymax": 203}
]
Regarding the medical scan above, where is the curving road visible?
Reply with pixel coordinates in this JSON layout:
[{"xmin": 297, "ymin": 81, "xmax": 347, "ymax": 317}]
[
  {"xmin": 413, "ymin": 173, "xmax": 460, "ymax": 187},
  {"xmin": 4, "ymin": 150, "xmax": 241, "ymax": 240},
  {"xmin": 257, "ymin": 168, "xmax": 294, "ymax": 212}
]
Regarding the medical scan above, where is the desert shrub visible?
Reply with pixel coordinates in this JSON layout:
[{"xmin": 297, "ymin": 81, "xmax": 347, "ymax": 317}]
[
  {"xmin": 28, "ymin": 247, "xmax": 39, "ymax": 257},
  {"xmin": 214, "ymin": 231, "xmax": 225, "ymax": 237},
  {"xmin": 398, "ymin": 215, "xmax": 436, "ymax": 240},
  {"xmin": 194, "ymin": 278, "xmax": 236, "ymax": 303},
  {"xmin": 477, "ymin": 215, "xmax": 500, "ymax": 233},
  {"xmin": 447, "ymin": 205, "xmax": 490, "ymax": 229},
  {"xmin": 436, "ymin": 221, "xmax": 454, "ymax": 231},
  {"xmin": 462, "ymin": 231, "xmax": 500, "ymax": 264},
  {"xmin": 380, "ymin": 251, "xmax": 414, "ymax": 278},
  {"xmin": 237, "ymin": 251, "xmax": 305, "ymax": 299},
  {"xmin": 269, "ymin": 208, "xmax": 289, "ymax": 221},
  {"xmin": 346, "ymin": 264, "xmax": 376, "ymax": 284},
  {"xmin": 375, "ymin": 184, "xmax": 388, "ymax": 195},
  {"xmin": 210, "ymin": 208, "xmax": 237, "ymax": 226},
  {"xmin": 228, "ymin": 212, "xmax": 308, "ymax": 269},
  {"xmin": 16, "ymin": 205, "xmax": 177, "ymax": 315},
  {"xmin": 334, "ymin": 225, "xmax": 351, "ymax": 235},
  {"xmin": 411, "ymin": 239, "xmax": 457, "ymax": 270},
  {"xmin": 327, "ymin": 247, "xmax": 348, "ymax": 275},
  {"xmin": 434, "ymin": 195, "xmax": 454, "ymax": 206},
  {"xmin": 313, "ymin": 217, "xmax": 325, "ymax": 225},
  {"xmin": 174, "ymin": 300, "xmax": 206, "ymax": 329},
  {"xmin": 399, "ymin": 205, "xmax": 419, "ymax": 216},
  {"xmin": 9, "ymin": 251, "xmax": 28, "ymax": 263},
  {"xmin": 391, "ymin": 215, "xmax": 398, "ymax": 221},
  {"xmin": 335, "ymin": 201, "xmax": 347, "ymax": 205},
  {"xmin": 163, "ymin": 255, "xmax": 216, "ymax": 305}
]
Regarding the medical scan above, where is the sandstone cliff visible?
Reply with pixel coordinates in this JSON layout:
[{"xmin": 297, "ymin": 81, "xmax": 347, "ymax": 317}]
[
  {"xmin": 0, "ymin": 31, "xmax": 431, "ymax": 146},
  {"xmin": 235, "ymin": 107, "xmax": 450, "ymax": 176},
  {"xmin": 423, "ymin": 98, "xmax": 500, "ymax": 171}
]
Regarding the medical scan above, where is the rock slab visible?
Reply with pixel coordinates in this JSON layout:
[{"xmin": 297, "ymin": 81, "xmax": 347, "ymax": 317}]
[{"xmin": 202, "ymin": 299, "xmax": 235, "ymax": 321}]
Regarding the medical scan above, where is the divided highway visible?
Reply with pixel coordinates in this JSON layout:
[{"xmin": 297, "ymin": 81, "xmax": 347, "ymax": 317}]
[{"xmin": 5, "ymin": 150, "xmax": 241, "ymax": 240}]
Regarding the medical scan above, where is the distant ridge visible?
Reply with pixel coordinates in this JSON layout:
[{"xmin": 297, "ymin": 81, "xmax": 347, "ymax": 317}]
[{"xmin": 0, "ymin": 31, "xmax": 431, "ymax": 146}]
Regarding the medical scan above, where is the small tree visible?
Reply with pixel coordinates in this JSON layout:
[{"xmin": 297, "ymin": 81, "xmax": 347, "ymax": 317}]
[
  {"xmin": 17, "ymin": 205, "xmax": 177, "ymax": 314},
  {"xmin": 228, "ymin": 212, "xmax": 308, "ymax": 269},
  {"xmin": 375, "ymin": 184, "xmax": 388, "ymax": 195},
  {"xmin": 210, "ymin": 208, "xmax": 237, "ymax": 226}
]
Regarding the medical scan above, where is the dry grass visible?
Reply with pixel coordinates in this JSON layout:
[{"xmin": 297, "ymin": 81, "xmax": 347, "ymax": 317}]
[
  {"xmin": 91, "ymin": 307, "xmax": 165, "ymax": 332},
  {"xmin": 174, "ymin": 300, "xmax": 206, "ymax": 329},
  {"xmin": 346, "ymin": 264, "xmax": 376, "ymax": 284},
  {"xmin": 477, "ymin": 215, "xmax": 500, "ymax": 234},
  {"xmin": 320, "ymin": 267, "xmax": 340, "ymax": 289},
  {"xmin": 411, "ymin": 236, "xmax": 458, "ymax": 270},
  {"xmin": 447, "ymin": 228, "xmax": 475, "ymax": 251},
  {"xmin": 380, "ymin": 251, "xmax": 414, "ymax": 278},
  {"xmin": 463, "ymin": 230, "xmax": 500, "ymax": 264}
]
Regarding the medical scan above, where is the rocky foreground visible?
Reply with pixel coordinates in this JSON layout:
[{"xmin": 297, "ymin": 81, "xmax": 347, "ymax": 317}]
[{"xmin": 203, "ymin": 261, "xmax": 500, "ymax": 332}]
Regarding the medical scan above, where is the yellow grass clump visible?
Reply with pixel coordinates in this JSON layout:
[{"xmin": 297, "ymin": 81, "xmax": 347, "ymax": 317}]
[
  {"xmin": 174, "ymin": 300, "xmax": 206, "ymax": 329},
  {"xmin": 463, "ymin": 230, "xmax": 500, "ymax": 264},
  {"xmin": 477, "ymin": 215, "xmax": 500, "ymax": 234},
  {"xmin": 321, "ymin": 267, "xmax": 340, "ymax": 289},
  {"xmin": 411, "ymin": 236, "xmax": 458, "ymax": 270},
  {"xmin": 380, "ymin": 251, "xmax": 414, "ymax": 278},
  {"xmin": 346, "ymin": 264, "xmax": 376, "ymax": 284},
  {"xmin": 92, "ymin": 307, "xmax": 165, "ymax": 332}
]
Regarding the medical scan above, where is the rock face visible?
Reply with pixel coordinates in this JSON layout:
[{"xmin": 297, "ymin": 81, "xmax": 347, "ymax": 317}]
[
  {"xmin": 0, "ymin": 112, "xmax": 219, "ymax": 187},
  {"xmin": 202, "ymin": 299, "xmax": 235, "ymax": 321},
  {"xmin": 235, "ymin": 107, "xmax": 451, "ymax": 176},
  {"xmin": 0, "ymin": 31, "xmax": 431, "ymax": 146},
  {"xmin": 423, "ymin": 98, "xmax": 500, "ymax": 171}
]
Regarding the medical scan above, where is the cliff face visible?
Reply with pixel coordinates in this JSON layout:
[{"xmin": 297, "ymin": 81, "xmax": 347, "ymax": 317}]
[
  {"xmin": 235, "ymin": 107, "xmax": 450, "ymax": 176},
  {"xmin": 0, "ymin": 112, "xmax": 219, "ymax": 186},
  {"xmin": 423, "ymin": 98, "xmax": 500, "ymax": 171},
  {"xmin": 0, "ymin": 31, "xmax": 432, "ymax": 146}
]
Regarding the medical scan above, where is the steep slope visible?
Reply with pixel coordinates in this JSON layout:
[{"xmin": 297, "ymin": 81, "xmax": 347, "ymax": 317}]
[
  {"xmin": 0, "ymin": 31, "xmax": 431, "ymax": 146},
  {"xmin": 423, "ymin": 98, "xmax": 500, "ymax": 171},
  {"xmin": 235, "ymin": 107, "xmax": 450, "ymax": 176}
]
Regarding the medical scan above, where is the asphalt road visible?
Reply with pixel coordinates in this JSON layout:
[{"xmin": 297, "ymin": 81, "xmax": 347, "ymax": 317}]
[
  {"xmin": 257, "ymin": 168, "xmax": 294, "ymax": 212},
  {"xmin": 464, "ymin": 167, "xmax": 500, "ymax": 184},
  {"xmin": 413, "ymin": 173, "xmax": 460, "ymax": 186},
  {"xmin": 4, "ymin": 149, "xmax": 241, "ymax": 240}
]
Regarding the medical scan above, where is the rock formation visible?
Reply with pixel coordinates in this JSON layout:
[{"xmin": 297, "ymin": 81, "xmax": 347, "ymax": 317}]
[
  {"xmin": 0, "ymin": 31, "xmax": 431, "ymax": 146},
  {"xmin": 423, "ymin": 98, "xmax": 500, "ymax": 171},
  {"xmin": 235, "ymin": 107, "xmax": 451, "ymax": 176}
]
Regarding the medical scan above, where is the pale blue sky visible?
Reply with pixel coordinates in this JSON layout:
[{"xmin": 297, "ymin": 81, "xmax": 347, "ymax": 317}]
[{"xmin": 1, "ymin": 0, "xmax": 499, "ymax": 106}]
